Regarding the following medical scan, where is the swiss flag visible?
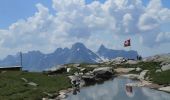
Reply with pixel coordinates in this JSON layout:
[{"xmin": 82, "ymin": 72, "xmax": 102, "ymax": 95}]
[{"xmin": 124, "ymin": 39, "xmax": 131, "ymax": 47}]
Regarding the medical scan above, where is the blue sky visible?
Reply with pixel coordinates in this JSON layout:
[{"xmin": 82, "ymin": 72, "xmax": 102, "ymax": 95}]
[
  {"xmin": 0, "ymin": 0, "xmax": 170, "ymax": 58},
  {"xmin": 0, "ymin": 0, "xmax": 169, "ymax": 29}
]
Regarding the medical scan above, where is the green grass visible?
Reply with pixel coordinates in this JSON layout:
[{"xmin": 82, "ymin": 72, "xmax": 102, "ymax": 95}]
[
  {"xmin": 115, "ymin": 61, "xmax": 170, "ymax": 85},
  {"xmin": 151, "ymin": 70, "xmax": 170, "ymax": 85},
  {"xmin": 0, "ymin": 71, "xmax": 71, "ymax": 100}
]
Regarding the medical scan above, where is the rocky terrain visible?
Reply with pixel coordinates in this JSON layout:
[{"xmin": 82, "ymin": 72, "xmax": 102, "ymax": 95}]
[
  {"xmin": 43, "ymin": 54, "xmax": 170, "ymax": 99},
  {"xmin": 0, "ymin": 53, "xmax": 169, "ymax": 100}
]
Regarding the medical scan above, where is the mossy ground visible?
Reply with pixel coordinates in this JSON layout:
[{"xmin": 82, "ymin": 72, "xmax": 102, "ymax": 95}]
[
  {"xmin": 117, "ymin": 61, "xmax": 170, "ymax": 85},
  {"xmin": 0, "ymin": 71, "xmax": 71, "ymax": 100}
]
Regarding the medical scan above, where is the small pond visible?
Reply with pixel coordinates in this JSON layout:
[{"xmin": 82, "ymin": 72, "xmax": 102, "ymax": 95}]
[{"xmin": 67, "ymin": 77, "xmax": 170, "ymax": 100}]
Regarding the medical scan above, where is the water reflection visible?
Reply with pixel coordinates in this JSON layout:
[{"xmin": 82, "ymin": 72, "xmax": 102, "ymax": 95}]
[
  {"xmin": 125, "ymin": 85, "xmax": 134, "ymax": 98},
  {"xmin": 67, "ymin": 77, "xmax": 170, "ymax": 100}
]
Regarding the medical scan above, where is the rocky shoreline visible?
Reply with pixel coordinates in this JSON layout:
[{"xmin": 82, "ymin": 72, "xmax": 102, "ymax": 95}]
[{"xmin": 43, "ymin": 56, "xmax": 170, "ymax": 100}]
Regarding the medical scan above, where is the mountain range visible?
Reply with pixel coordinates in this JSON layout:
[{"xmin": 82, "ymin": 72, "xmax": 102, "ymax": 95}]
[{"xmin": 0, "ymin": 42, "xmax": 138, "ymax": 71}]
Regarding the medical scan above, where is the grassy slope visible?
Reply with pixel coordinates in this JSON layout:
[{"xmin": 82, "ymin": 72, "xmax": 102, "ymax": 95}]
[
  {"xmin": 119, "ymin": 61, "xmax": 170, "ymax": 85},
  {"xmin": 0, "ymin": 71, "xmax": 71, "ymax": 100}
]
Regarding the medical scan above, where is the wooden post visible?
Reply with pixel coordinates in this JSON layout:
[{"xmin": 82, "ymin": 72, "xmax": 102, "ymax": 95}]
[{"xmin": 20, "ymin": 52, "xmax": 22, "ymax": 68}]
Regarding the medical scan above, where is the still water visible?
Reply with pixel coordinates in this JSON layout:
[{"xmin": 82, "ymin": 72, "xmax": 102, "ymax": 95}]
[{"xmin": 67, "ymin": 77, "xmax": 170, "ymax": 100}]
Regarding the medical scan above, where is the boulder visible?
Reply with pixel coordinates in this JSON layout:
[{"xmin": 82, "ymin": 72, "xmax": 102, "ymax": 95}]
[
  {"xmin": 68, "ymin": 75, "xmax": 85, "ymax": 87},
  {"xmin": 156, "ymin": 69, "xmax": 162, "ymax": 73},
  {"xmin": 67, "ymin": 68, "xmax": 71, "ymax": 72},
  {"xmin": 80, "ymin": 68, "xmax": 86, "ymax": 72},
  {"xmin": 161, "ymin": 64, "xmax": 170, "ymax": 71},
  {"xmin": 138, "ymin": 70, "xmax": 149, "ymax": 80},
  {"xmin": 136, "ymin": 67, "xmax": 142, "ymax": 72},
  {"xmin": 88, "ymin": 65, "xmax": 99, "ymax": 68},
  {"xmin": 126, "ymin": 60, "xmax": 138, "ymax": 64},
  {"xmin": 27, "ymin": 82, "xmax": 38, "ymax": 87},
  {"xmin": 21, "ymin": 78, "xmax": 28, "ymax": 83},
  {"xmin": 57, "ymin": 91, "xmax": 67, "ymax": 99},
  {"xmin": 114, "ymin": 68, "xmax": 135, "ymax": 73},
  {"xmin": 122, "ymin": 74, "xmax": 139, "ymax": 79},
  {"xmin": 159, "ymin": 86, "xmax": 170, "ymax": 93},
  {"xmin": 68, "ymin": 75, "xmax": 80, "ymax": 84},
  {"xmin": 93, "ymin": 67, "xmax": 113, "ymax": 78}
]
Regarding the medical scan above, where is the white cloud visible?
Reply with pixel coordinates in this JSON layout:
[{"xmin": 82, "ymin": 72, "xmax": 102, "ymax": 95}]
[
  {"xmin": 156, "ymin": 32, "xmax": 170, "ymax": 43},
  {"xmin": 0, "ymin": 0, "xmax": 170, "ymax": 58}
]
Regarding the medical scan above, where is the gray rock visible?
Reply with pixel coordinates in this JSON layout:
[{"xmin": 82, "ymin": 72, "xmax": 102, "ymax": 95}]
[
  {"xmin": 159, "ymin": 86, "xmax": 170, "ymax": 93},
  {"xmin": 161, "ymin": 64, "xmax": 170, "ymax": 71},
  {"xmin": 138, "ymin": 70, "xmax": 149, "ymax": 80},
  {"xmin": 88, "ymin": 65, "xmax": 99, "ymax": 68},
  {"xmin": 93, "ymin": 67, "xmax": 113, "ymax": 74},
  {"xmin": 68, "ymin": 75, "xmax": 85, "ymax": 87},
  {"xmin": 136, "ymin": 67, "xmax": 142, "ymax": 72},
  {"xmin": 110, "ymin": 57, "xmax": 127, "ymax": 64},
  {"xmin": 126, "ymin": 60, "xmax": 138, "ymax": 64},
  {"xmin": 80, "ymin": 68, "xmax": 86, "ymax": 72},
  {"xmin": 27, "ymin": 82, "xmax": 38, "ymax": 87},
  {"xmin": 21, "ymin": 78, "xmax": 28, "ymax": 83},
  {"xmin": 156, "ymin": 69, "xmax": 162, "ymax": 73},
  {"xmin": 93, "ymin": 67, "xmax": 113, "ymax": 78},
  {"xmin": 67, "ymin": 68, "xmax": 71, "ymax": 72},
  {"xmin": 57, "ymin": 91, "xmax": 67, "ymax": 99}
]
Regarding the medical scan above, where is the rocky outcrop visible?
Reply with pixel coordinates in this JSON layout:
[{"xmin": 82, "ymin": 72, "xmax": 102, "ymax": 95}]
[
  {"xmin": 93, "ymin": 67, "xmax": 113, "ymax": 79},
  {"xmin": 159, "ymin": 86, "xmax": 170, "ymax": 93},
  {"xmin": 114, "ymin": 68, "xmax": 135, "ymax": 73},
  {"xmin": 136, "ymin": 67, "xmax": 142, "ymax": 72},
  {"xmin": 161, "ymin": 64, "xmax": 170, "ymax": 71},
  {"xmin": 138, "ymin": 70, "xmax": 149, "ymax": 80},
  {"xmin": 126, "ymin": 60, "xmax": 138, "ymax": 64}
]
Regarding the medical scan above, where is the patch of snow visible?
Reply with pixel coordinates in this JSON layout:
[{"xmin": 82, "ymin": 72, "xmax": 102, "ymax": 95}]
[
  {"xmin": 92, "ymin": 58, "xmax": 102, "ymax": 63},
  {"xmin": 77, "ymin": 48, "xmax": 80, "ymax": 51},
  {"xmin": 100, "ymin": 56, "xmax": 110, "ymax": 62}
]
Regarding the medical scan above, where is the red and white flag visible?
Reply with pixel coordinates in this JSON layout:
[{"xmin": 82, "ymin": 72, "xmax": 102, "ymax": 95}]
[{"xmin": 124, "ymin": 39, "xmax": 131, "ymax": 47}]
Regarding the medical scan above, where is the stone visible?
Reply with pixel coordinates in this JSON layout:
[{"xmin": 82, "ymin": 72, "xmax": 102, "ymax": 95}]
[
  {"xmin": 122, "ymin": 74, "xmax": 139, "ymax": 79},
  {"xmin": 58, "ymin": 91, "xmax": 67, "ymax": 99},
  {"xmin": 43, "ymin": 92, "xmax": 54, "ymax": 97},
  {"xmin": 67, "ymin": 68, "xmax": 71, "ymax": 72},
  {"xmin": 27, "ymin": 82, "xmax": 38, "ymax": 87},
  {"xmin": 80, "ymin": 68, "xmax": 86, "ymax": 72},
  {"xmin": 110, "ymin": 57, "xmax": 127, "ymax": 64},
  {"xmin": 161, "ymin": 64, "xmax": 170, "ymax": 71},
  {"xmin": 93, "ymin": 67, "xmax": 113, "ymax": 78},
  {"xmin": 114, "ymin": 68, "xmax": 135, "ymax": 73},
  {"xmin": 68, "ymin": 75, "xmax": 80, "ymax": 84},
  {"xmin": 21, "ymin": 78, "xmax": 28, "ymax": 83},
  {"xmin": 42, "ymin": 98, "xmax": 48, "ymax": 100},
  {"xmin": 68, "ymin": 75, "xmax": 85, "ymax": 87},
  {"xmin": 156, "ymin": 69, "xmax": 162, "ymax": 73},
  {"xmin": 88, "ymin": 65, "xmax": 99, "ymax": 68},
  {"xmin": 159, "ymin": 86, "xmax": 170, "ymax": 93},
  {"xmin": 136, "ymin": 67, "xmax": 142, "ymax": 72},
  {"xmin": 138, "ymin": 70, "xmax": 149, "ymax": 80},
  {"xmin": 126, "ymin": 60, "xmax": 138, "ymax": 64}
]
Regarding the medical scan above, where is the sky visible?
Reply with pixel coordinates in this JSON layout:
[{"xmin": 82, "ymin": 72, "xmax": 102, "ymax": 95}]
[{"xmin": 0, "ymin": 0, "xmax": 170, "ymax": 59}]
